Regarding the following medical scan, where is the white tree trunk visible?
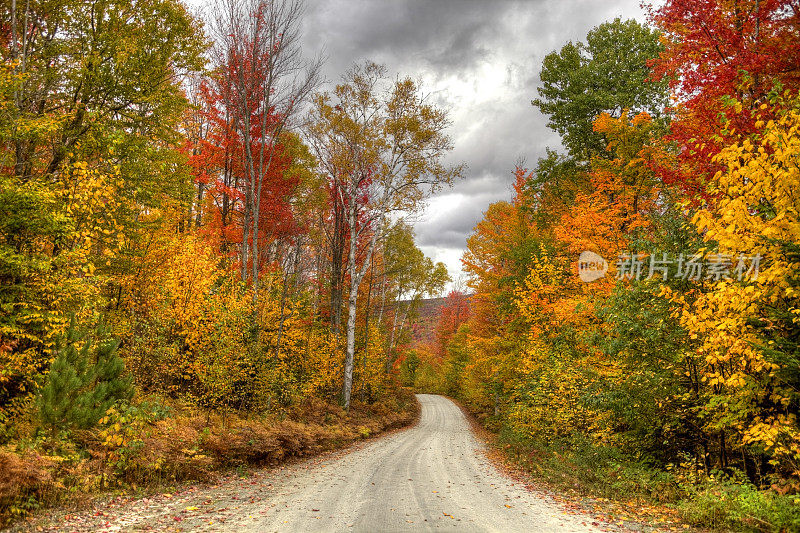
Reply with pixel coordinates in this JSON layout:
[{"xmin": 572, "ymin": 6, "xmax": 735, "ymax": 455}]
[
  {"xmin": 342, "ymin": 199, "xmax": 384, "ymax": 409},
  {"xmin": 343, "ymin": 278, "xmax": 358, "ymax": 409},
  {"xmin": 342, "ymin": 204, "xmax": 358, "ymax": 409}
]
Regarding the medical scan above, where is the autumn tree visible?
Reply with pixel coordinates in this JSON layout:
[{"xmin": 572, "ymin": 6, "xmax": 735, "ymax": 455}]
[
  {"xmin": 556, "ymin": 111, "xmax": 668, "ymax": 260},
  {"xmin": 524, "ymin": 18, "xmax": 670, "ymax": 281},
  {"xmin": 665, "ymin": 94, "xmax": 800, "ymax": 479},
  {"xmin": 649, "ymin": 0, "xmax": 800, "ymax": 194},
  {"xmin": 308, "ymin": 61, "xmax": 462, "ymax": 409},
  {"xmin": 0, "ymin": 0, "xmax": 205, "ymax": 417},
  {"xmin": 206, "ymin": 0, "xmax": 322, "ymax": 296},
  {"xmin": 532, "ymin": 18, "xmax": 667, "ymax": 162},
  {"xmin": 4, "ymin": 0, "xmax": 204, "ymax": 208}
]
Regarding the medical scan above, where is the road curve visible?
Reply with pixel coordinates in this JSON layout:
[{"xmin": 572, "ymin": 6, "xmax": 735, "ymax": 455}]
[{"xmin": 43, "ymin": 394, "xmax": 606, "ymax": 532}]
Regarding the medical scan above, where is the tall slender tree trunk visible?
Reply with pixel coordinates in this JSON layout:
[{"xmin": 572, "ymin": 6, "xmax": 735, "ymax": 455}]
[
  {"xmin": 240, "ymin": 196, "xmax": 250, "ymax": 281},
  {"xmin": 377, "ymin": 251, "xmax": 387, "ymax": 325},
  {"xmin": 240, "ymin": 137, "xmax": 253, "ymax": 282},
  {"xmin": 387, "ymin": 300, "xmax": 400, "ymax": 373},
  {"xmin": 330, "ymin": 198, "xmax": 345, "ymax": 332},
  {"xmin": 342, "ymin": 198, "xmax": 384, "ymax": 410},
  {"xmin": 10, "ymin": 0, "xmax": 17, "ymax": 62},
  {"xmin": 251, "ymin": 122, "xmax": 280, "ymax": 304},
  {"xmin": 194, "ymin": 181, "xmax": 204, "ymax": 227},
  {"xmin": 275, "ymin": 241, "xmax": 301, "ymax": 358},
  {"xmin": 314, "ymin": 235, "xmax": 323, "ymax": 316},
  {"xmin": 343, "ymin": 205, "xmax": 358, "ymax": 409},
  {"xmin": 361, "ymin": 252, "xmax": 374, "ymax": 401},
  {"xmin": 344, "ymin": 286, "xmax": 358, "ymax": 409},
  {"xmin": 250, "ymin": 195, "xmax": 260, "ymax": 300}
]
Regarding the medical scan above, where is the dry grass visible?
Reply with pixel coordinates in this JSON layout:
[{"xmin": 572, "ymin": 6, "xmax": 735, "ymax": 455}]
[
  {"xmin": 0, "ymin": 450, "xmax": 55, "ymax": 520},
  {"xmin": 0, "ymin": 389, "xmax": 419, "ymax": 527}
]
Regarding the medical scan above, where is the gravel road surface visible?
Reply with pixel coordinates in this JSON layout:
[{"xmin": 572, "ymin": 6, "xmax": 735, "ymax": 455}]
[{"xmin": 41, "ymin": 394, "xmax": 607, "ymax": 532}]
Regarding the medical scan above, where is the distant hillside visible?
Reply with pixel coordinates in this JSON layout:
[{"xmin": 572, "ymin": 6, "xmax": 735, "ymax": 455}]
[
  {"xmin": 389, "ymin": 293, "xmax": 473, "ymax": 350},
  {"xmin": 407, "ymin": 296, "xmax": 447, "ymax": 345}
]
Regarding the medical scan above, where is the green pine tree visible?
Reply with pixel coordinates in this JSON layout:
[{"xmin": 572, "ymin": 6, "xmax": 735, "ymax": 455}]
[{"xmin": 37, "ymin": 319, "xmax": 133, "ymax": 433}]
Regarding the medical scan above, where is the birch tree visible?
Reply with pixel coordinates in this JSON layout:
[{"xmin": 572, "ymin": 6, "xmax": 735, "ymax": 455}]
[{"xmin": 308, "ymin": 61, "xmax": 463, "ymax": 409}]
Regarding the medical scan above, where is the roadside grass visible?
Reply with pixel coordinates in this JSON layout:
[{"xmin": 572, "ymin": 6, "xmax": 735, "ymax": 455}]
[
  {"xmin": 676, "ymin": 478, "xmax": 800, "ymax": 532},
  {"xmin": 0, "ymin": 388, "xmax": 419, "ymax": 528},
  {"xmin": 493, "ymin": 424, "xmax": 800, "ymax": 532}
]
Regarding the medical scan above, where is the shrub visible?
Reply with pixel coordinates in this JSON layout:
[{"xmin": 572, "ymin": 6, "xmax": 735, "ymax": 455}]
[{"xmin": 678, "ymin": 475, "xmax": 800, "ymax": 531}]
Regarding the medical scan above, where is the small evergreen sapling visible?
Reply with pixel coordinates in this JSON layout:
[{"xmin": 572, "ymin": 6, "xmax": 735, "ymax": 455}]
[{"xmin": 37, "ymin": 320, "xmax": 133, "ymax": 432}]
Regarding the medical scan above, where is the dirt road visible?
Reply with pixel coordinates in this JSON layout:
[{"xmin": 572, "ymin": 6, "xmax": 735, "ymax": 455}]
[{"xmin": 42, "ymin": 394, "xmax": 608, "ymax": 532}]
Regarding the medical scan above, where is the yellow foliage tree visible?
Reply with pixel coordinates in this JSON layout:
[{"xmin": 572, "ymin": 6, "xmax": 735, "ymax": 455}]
[{"xmin": 668, "ymin": 94, "xmax": 800, "ymax": 477}]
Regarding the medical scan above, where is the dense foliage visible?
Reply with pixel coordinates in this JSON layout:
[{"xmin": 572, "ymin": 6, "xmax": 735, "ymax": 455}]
[
  {"xmin": 409, "ymin": 7, "xmax": 800, "ymax": 530},
  {"xmin": 0, "ymin": 0, "xmax": 452, "ymax": 522},
  {"xmin": 4, "ymin": 0, "xmax": 800, "ymax": 529}
]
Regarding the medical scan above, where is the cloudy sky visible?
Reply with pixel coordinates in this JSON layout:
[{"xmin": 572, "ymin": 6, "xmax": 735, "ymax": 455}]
[{"xmin": 299, "ymin": 0, "xmax": 648, "ymax": 285}]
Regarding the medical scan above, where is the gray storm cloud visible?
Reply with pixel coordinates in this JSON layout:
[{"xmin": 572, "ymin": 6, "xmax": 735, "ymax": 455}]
[{"xmin": 301, "ymin": 0, "xmax": 647, "ymax": 280}]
